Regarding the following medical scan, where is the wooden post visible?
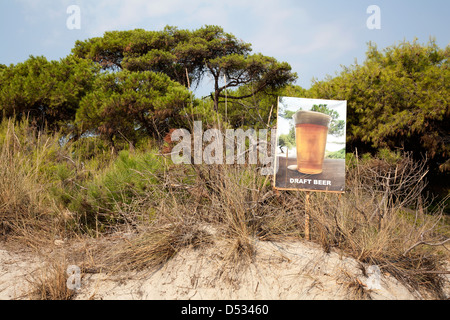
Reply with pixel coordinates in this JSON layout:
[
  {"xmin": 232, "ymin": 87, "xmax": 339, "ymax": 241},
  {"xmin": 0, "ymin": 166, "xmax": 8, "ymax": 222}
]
[
  {"xmin": 305, "ymin": 191, "xmax": 311, "ymax": 241},
  {"xmin": 285, "ymin": 148, "xmax": 288, "ymax": 186},
  {"xmin": 274, "ymin": 188, "xmax": 280, "ymax": 197}
]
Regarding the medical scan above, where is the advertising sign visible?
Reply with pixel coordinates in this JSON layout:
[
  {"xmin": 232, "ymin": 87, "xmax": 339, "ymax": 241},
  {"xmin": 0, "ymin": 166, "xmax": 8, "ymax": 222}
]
[{"xmin": 274, "ymin": 97, "xmax": 347, "ymax": 193}]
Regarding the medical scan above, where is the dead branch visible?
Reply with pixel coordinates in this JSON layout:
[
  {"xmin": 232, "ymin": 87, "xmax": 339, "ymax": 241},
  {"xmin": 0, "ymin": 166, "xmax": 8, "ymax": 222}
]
[{"xmin": 403, "ymin": 238, "xmax": 450, "ymax": 257}]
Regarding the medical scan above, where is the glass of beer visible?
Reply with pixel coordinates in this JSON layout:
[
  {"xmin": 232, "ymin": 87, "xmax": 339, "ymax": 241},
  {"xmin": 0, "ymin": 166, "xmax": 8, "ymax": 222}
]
[{"xmin": 293, "ymin": 110, "xmax": 332, "ymax": 174}]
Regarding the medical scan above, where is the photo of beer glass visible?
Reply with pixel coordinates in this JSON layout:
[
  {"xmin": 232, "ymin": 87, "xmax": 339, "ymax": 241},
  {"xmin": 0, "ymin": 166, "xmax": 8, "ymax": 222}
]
[{"xmin": 292, "ymin": 110, "xmax": 332, "ymax": 174}]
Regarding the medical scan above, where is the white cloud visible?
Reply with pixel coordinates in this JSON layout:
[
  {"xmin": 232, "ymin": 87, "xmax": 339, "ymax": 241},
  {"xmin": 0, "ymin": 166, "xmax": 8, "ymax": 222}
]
[
  {"xmin": 249, "ymin": 5, "xmax": 357, "ymax": 63},
  {"xmin": 297, "ymin": 23, "xmax": 357, "ymax": 58},
  {"xmin": 81, "ymin": 0, "xmax": 206, "ymax": 36},
  {"xmin": 15, "ymin": 0, "xmax": 72, "ymax": 23},
  {"xmin": 80, "ymin": 0, "xmax": 299, "ymax": 37}
]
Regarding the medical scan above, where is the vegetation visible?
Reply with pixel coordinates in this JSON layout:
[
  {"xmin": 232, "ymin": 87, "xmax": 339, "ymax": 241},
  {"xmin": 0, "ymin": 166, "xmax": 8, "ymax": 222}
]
[
  {"xmin": 1, "ymin": 116, "xmax": 448, "ymax": 299},
  {"xmin": 72, "ymin": 25, "xmax": 297, "ymax": 113},
  {"xmin": 0, "ymin": 56, "xmax": 98, "ymax": 132},
  {"xmin": 75, "ymin": 70, "xmax": 191, "ymax": 145},
  {"xmin": 309, "ymin": 39, "xmax": 449, "ymax": 174},
  {"xmin": 0, "ymin": 27, "xmax": 448, "ymax": 300}
]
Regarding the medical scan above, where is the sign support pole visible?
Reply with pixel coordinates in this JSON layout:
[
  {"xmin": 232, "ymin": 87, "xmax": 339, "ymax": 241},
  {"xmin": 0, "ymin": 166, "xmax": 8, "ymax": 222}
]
[{"xmin": 305, "ymin": 191, "xmax": 311, "ymax": 241}]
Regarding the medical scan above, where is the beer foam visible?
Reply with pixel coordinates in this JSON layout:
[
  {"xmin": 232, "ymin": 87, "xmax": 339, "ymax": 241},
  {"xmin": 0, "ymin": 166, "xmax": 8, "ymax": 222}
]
[{"xmin": 292, "ymin": 110, "xmax": 332, "ymax": 127}]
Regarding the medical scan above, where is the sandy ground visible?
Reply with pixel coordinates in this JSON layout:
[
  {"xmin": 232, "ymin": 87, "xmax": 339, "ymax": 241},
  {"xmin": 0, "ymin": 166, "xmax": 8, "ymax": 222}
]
[
  {"xmin": 3, "ymin": 238, "xmax": 447, "ymax": 300},
  {"xmin": 0, "ymin": 247, "xmax": 43, "ymax": 299}
]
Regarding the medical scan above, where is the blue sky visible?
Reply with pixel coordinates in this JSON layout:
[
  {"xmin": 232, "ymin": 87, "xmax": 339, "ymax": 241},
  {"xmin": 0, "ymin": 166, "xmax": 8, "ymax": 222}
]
[{"xmin": 1, "ymin": 0, "xmax": 449, "ymax": 96}]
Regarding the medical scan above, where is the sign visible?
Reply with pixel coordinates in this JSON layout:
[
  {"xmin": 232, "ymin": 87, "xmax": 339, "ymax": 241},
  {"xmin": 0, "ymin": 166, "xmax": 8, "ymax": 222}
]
[{"xmin": 273, "ymin": 97, "xmax": 347, "ymax": 193}]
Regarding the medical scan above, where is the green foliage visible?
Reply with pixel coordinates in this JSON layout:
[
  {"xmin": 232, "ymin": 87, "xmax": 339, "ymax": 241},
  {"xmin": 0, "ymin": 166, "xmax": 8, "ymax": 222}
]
[
  {"xmin": 0, "ymin": 117, "xmax": 70, "ymax": 184},
  {"xmin": 75, "ymin": 70, "xmax": 191, "ymax": 144},
  {"xmin": 357, "ymin": 148, "xmax": 403, "ymax": 167},
  {"xmin": 71, "ymin": 136, "xmax": 112, "ymax": 162},
  {"xmin": 0, "ymin": 56, "xmax": 99, "ymax": 131},
  {"xmin": 86, "ymin": 150, "xmax": 162, "ymax": 205},
  {"xmin": 221, "ymin": 85, "xmax": 276, "ymax": 129},
  {"xmin": 0, "ymin": 117, "xmax": 76, "ymax": 239},
  {"xmin": 0, "ymin": 25, "xmax": 296, "ymax": 146},
  {"xmin": 309, "ymin": 39, "xmax": 449, "ymax": 171},
  {"xmin": 375, "ymin": 147, "xmax": 403, "ymax": 164},
  {"xmin": 184, "ymin": 97, "xmax": 223, "ymax": 126},
  {"xmin": 209, "ymin": 52, "xmax": 297, "ymax": 112},
  {"xmin": 50, "ymin": 146, "xmax": 165, "ymax": 233},
  {"xmin": 223, "ymin": 84, "xmax": 307, "ymax": 130},
  {"xmin": 0, "ymin": 118, "xmax": 165, "ymax": 234},
  {"xmin": 325, "ymin": 148, "xmax": 346, "ymax": 159},
  {"xmin": 73, "ymin": 25, "xmax": 297, "ymax": 115},
  {"xmin": 72, "ymin": 25, "xmax": 251, "ymax": 88},
  {"xmin": 278, "ymin": 130, "xmax": 296, "ymax": 150},
  {"xmin": 74, "ymin": 24, "xmax": 291, "ymax": 141}
]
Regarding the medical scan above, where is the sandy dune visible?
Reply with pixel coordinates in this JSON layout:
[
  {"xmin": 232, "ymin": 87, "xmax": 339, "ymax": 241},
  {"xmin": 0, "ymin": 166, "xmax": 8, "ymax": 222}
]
[
  {"xmin": 73, "ymin": 240, "xmax": 419, "ymax": 300},
  {"xmin": 0, "ymin": 248, "xmax": 43, "ymax": 299},
  {"xmin": 3, "ymin": 238, "xmax": 444, "ymax": 300}
]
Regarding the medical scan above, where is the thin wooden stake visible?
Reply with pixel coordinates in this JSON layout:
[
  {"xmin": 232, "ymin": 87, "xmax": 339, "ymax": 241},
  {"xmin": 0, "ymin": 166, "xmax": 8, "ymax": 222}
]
[
  {"xmin": 285, "ymin": 148, "xmax": 288, "ymax": 186},
  {"xmin": 274, "ymin": 188, "xmax": 280, "ymax": 197},
  {"xmin": 305, "ymin": 191, "xmax": 311, "ymax": 241}
]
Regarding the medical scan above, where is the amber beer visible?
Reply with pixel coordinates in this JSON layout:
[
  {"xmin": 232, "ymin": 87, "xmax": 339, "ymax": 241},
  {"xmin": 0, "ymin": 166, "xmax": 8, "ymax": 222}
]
[{"xmin": 293, "ymin": 111, "xmax": 332, "ymax": 174}]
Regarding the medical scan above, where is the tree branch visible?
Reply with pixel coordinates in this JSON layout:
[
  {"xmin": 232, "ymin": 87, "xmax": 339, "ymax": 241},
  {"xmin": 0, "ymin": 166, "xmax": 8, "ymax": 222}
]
[
  {"xmin": 217, "ymin": 82, "xmax": 269, "ymax": 100},
  {"xmin": 403, "ymin": 238, "xmax": 450, "ymax": 256}
]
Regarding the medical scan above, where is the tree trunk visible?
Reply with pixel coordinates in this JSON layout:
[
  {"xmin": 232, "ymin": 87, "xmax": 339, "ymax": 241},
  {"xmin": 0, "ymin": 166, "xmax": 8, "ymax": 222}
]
[{"xmin": 213, "ymin": 75, "xmax": 221, "ymax": 113}]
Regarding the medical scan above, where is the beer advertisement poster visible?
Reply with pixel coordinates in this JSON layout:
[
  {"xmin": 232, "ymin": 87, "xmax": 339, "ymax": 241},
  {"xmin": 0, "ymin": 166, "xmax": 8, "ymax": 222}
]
[{"xmin": 274, "ymin": 97, "xmax": 347, "ymax": 193}]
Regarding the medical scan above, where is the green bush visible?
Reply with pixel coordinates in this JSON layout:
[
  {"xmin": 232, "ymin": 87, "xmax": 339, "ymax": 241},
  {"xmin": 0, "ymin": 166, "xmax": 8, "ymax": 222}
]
[
  {"xmin": 326, "ymin": 148, "xmax": 346, "ymax": 159},
  {"xmin": 92, "ymin": 150, "xmax": 163, "ymax": 203},
  {"xmin": 53, "ymin": 149, "xmax": 165, "ymax": 233}
]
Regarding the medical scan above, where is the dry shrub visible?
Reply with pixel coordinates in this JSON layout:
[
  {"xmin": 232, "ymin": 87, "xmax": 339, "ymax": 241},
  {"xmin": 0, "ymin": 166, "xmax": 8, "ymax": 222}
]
[
  {"xmin": 0, "ymin": 120, "xmax": 58, "ymax": 245},
  {"xmin": 195, "ymin": 164, "xmax": 303, "ymax": 238},
  {"xmin": 191, "ymin": 163, "xmax": 307, "ymax": 264},
  {"xmin": 107, "ymin": 209, "xmax": 214, "ymax": 272},
  {"xmin": 338, "ymin": 269, "xmax": 373, "ymax": 300},
  {"xmin": 92, "ymin": 147, "xmax": 448, "ymax": 298},
  {"xmin": 106, "ymin": 162, "xmax": 296, "ymax": 275},
  {"xmin": 307, "ymin": 152, "xmax": 449, "ymax": 299},
  {"xmin": 26, "ymin": 259, "xmax": 76, "ymax": 300}
]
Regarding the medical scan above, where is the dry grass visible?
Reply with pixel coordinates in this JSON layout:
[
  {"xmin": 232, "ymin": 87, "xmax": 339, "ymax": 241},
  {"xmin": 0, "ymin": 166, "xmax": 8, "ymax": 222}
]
[
  {"xmin": 305, "ymin": 153, "xmax": 449, "ymax": 299},
  {"xmin": 26, "ymin": 258, "xmax": 76, "ymax": 300},
  {"xmin": 1, "ymin": 119, "xmax": 448, "ymax": 299},
  {"xmin": 338, "ymin": 269, "xmax": 373, "ymax": 300},
  {"xmin": 0, "ymin": 120, "xmax": 59, "ymax": 247},
  {"xmin": 105, "ymin": 163, "xmax": 279, "ymax": 281},
  {"xmin": 108, "ymin": 221, "xmax": 214, "ymax": 272},
  {"xmin": 99, "ymin": 151, "xmax": 449, "ymax": 298}
]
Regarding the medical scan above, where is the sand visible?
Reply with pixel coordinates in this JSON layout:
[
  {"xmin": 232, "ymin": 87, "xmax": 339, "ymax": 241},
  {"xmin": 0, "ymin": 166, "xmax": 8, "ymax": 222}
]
[
  {"xmin": 0, "ymin": 247, "xmax": 43, "ymax": 299},
  {"xmin": 1, "ymin": 238, "xmax": 448, "ymax": 300}
]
